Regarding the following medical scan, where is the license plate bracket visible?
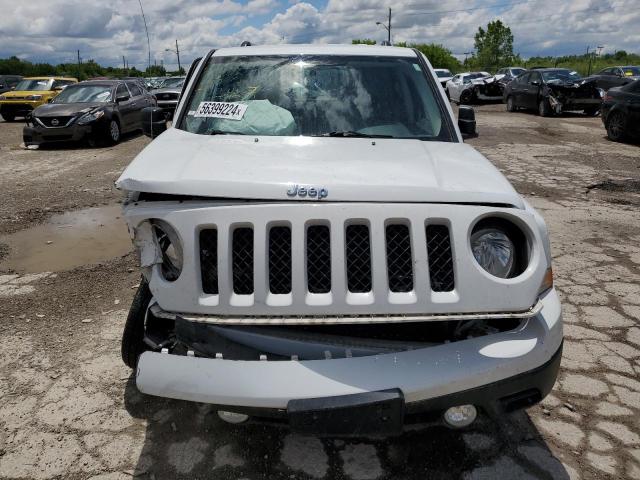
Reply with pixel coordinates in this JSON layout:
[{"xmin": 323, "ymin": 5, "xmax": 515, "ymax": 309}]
[{"xmin": 287, "ymin": 389, "xmax": 404, "ymax": 436}]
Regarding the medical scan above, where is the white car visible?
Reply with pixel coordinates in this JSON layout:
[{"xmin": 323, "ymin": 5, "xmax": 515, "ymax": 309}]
[
  {"xmin": 446, "ymin": 71, "xmax": 502, "ymax": 104},
  {"xmin": 117, "ymin": 44, "xmax": 562, "ymax": 435},
  {"xmin": 433, "ymin": 68, "xmax": 453, "ymax": 90}
]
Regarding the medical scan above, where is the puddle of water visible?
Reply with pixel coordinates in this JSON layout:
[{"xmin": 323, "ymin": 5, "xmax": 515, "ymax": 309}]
[{"xmin": 0, "ymin": 205, "xmax": 132, "ymax": 273}]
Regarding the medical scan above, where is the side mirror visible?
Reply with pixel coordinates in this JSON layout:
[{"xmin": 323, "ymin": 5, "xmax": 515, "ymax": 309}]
[
  {"xmin": 47, "ymin": 98, "xmax": 53, "ymax": 103},
  {"xmin": 116, "ymin": 94, "xmax": 130, "ymax": 103},
  {"xmin": 458, "ymin": 105, "xmax": 478, "ymax": 139},
  {"xmin": 10, "ymin": 86, "xmax": 16, "ymax": 91},
  {"xmin": 141, "ymin": 107, "xmax": 167, "ymax": 138},
  {"xmin": 531, "ymin": 80, "xmax": 540, "ymax": 86}
]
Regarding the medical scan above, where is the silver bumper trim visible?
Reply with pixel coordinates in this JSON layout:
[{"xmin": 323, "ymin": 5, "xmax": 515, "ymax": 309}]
[{"xmin": 150, "ymin": 301, "xmax": 543, "ymax": 325}]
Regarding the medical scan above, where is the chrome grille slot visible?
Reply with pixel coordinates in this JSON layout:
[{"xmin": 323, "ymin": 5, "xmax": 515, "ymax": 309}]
[
  {"xmin": 306, "ymin": 225, "xmax": 331, "ymax": 294},
  {"xmin": 426, "ymin": 225, "xmax": 455, "ymax": 292},
  {"xmin": 269, "ymin": 226, "xmax": 292, "ymax": 294},
  {"xmin": 232, "ymin": 227, "xmax": 254, "ymax": 295},
  {"xmin": 345, "ymin": 224, "xmax": 372, "ymax": 293},
  {"xmin": 386, "ymin": 224, "xmax": 413, "ymax": 292},
  {"xmin": 199, "ymin": 229, "xmax": 218, "ymax": 294}
]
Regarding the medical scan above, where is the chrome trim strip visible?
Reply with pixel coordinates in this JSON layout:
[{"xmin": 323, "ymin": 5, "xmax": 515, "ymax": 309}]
[
  {"xmin": 35, "ymin": 116, "xmax": 76, "ymax": 129},
  {"xmin": 150, "ymin": 301, "xmax": 543, "ymax": 325}
]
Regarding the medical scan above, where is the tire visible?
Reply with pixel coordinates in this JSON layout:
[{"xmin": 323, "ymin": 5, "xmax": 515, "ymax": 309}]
[
  {"xmin": 538, "ymin": 98, "xmax": 551, "ymax": 117},
  {"xmin": 105, "ymin": 119, "xmax": 121, "ymax": 145},
  {"xmin": 121, "ymin": 278, "xmax": 152, "ymax": 368},
  {"xmin": 506, "ymin": 96, "xmax": 516, "ymax": 112},
  {"xmin": 584, "ymin": 108, "xmax": 599, "ymax": 117},
  {"xmin": 460, "ymin": 89, "xmax": 473, "ymax": 104},
  {"xmin": 2, "ymin": 113, "xmax": 15, "ymax": 122},
  {"xmin": 606, "ymin": 111, "xmax": 627, "ymax": 142}
]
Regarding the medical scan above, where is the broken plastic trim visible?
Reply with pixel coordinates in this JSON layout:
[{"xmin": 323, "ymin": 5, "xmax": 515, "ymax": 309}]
[{"xmin": 149, "ymin": 301, "xmax": 543, "ymax": 326}]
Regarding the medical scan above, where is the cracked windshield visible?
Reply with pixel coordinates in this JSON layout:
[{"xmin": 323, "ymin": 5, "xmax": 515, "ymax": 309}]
[{"xmin": 180, "ymin": 55, "xmax": 451, "ymax": 140}]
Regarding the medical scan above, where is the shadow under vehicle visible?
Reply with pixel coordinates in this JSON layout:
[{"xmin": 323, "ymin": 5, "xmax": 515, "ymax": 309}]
[
  {"xmin": 23, "ymin": 79, "xmax": 156, "ymax": 147},
  {"xmin": 601, "ymin": 79, "xmax": 640, "ymax": 143},
  {"xmin": 504, "ymin": 68, "xmax": 603, "ymax": 117}
]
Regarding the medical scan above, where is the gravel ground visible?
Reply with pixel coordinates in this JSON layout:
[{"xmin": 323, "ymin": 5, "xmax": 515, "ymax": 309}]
[{"xmin": 0, "ymin": 106, "xmax": 639, "ymax": 480}]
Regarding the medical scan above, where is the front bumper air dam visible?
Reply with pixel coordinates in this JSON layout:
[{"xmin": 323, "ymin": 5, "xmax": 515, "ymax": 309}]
[{"xmin": 136, "ymin": 289, "xmax": 562, "ymax": 428}]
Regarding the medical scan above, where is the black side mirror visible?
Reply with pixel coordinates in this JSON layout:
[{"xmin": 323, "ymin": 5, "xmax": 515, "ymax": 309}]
[
  {"xmin": 116, "ymin": 94, "xmax": 130, "ymax": 103},
  {"xmin": 142, "ymin": 107, "xmax": 167, "ymax": 138},
  {"xmin": 458, "ymin": 105, "xmax": 478, "ymax": 139}
]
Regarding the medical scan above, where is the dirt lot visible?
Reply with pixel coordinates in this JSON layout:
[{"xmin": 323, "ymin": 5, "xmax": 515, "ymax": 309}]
[{"xmin": 0, "ymin": 106, "xmax": 639, "ymax": 480}]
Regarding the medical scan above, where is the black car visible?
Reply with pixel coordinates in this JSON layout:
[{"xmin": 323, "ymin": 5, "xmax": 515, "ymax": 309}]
[
  {"xmin": 0, "ymin": 75, "xmax": 22, "ymax": 94},
  {"xmin": 586, "ymin": 66, "xmax": 640, "ymax": 91},
  {"xmin": 23, "ymin": 80, "xmax": 155, "ymax": 146},
  {"xmin": 503, "ymin": 68, "xmax": 603, "ymax": 116},
  {"xmin": 601, "ymin": 80, "xmax": 640, "ymax": 143}
]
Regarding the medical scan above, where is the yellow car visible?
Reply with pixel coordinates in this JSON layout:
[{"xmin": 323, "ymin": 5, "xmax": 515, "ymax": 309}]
[{"xmin": 0, "ymin": 76, "xmax": 78, "ymax": 121}]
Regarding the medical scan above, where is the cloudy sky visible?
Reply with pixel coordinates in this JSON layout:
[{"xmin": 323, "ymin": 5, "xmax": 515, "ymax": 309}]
[{"xmin": 0, "ymin": 0, "xmax": 637, "ymax": 70}]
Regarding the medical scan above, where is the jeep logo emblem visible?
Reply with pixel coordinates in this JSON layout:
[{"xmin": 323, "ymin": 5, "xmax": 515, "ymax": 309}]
[
  {"xmin": 286, "ymin": 184, "xmax": 328, "ymax": 199},
  {"xmin": 50, "ymin": 118, "xmax": 59, "ymax": 126}
]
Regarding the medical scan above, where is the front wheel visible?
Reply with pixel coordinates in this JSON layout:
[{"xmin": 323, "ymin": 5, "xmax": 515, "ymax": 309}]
[
  {"xmin": 460, "ymin": 89, "xmax": 473, "ymax": 104},
  {"xmin": 538, "ymin": 98, "xmax": 551, "ymax": 117},
  {"xmin": 506, "ymin": 96, "xmax": 516, "ymax": 112},
  {"xmin": 606, "ymin": 111, "xmax": 627, "ymax": 142},
  {"xmin": 2, "ymin": 112, "xmax": 15, "ymax": 122},
  {"xmin": 106, "ymin": 119, "xmax": 121, "ymax": 145},
  {"xmin": 121, "ymin": 279, "xmax": 152, "ymax": 368}
]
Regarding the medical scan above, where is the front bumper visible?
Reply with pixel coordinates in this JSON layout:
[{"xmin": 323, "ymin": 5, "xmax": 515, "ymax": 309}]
[
  {"xmin": 0, "ymin": 100, "xmax": 43, "ymax": 117},
  {"xmin": 23, "ymin": 123, "xmax": 93, "ymax": 145},
  {"xmin": 136, "ymin": 288, "xmax": 563, "ymax": 430}
]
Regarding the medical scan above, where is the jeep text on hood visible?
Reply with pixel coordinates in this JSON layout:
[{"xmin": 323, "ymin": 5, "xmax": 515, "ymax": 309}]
[{"xmin": 117, "ymin": 44, "xmax": 562, "ymax": 435}]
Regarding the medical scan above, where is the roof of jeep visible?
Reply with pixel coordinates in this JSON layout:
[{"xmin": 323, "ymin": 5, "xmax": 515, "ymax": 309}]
[{"xmin": 211, "ymin": 44, "xmax": 417, "ymax": 58}]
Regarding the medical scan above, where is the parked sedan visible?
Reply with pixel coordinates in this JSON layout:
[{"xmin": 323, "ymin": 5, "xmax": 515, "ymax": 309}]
[
  {"xmin": 504, "ymin": 68, "xmax": 602, "ymax": 116},
  {"xmin": 586, "ymin": 66, "xmax": 640, "ymax": 91},
  {"xmin": 23, "ymin": 80, "xmax": 155, "ymax": 147},
  {"xmin": 601, "ymin": 80, "xmax": 640, "ymax": 143},
  {"xmin": 151, "ymin": 76, "xmax": 185, "ymax": 119}
]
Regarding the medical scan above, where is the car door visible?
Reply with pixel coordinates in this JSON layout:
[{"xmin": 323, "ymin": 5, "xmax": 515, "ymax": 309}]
[
  {"xmin": 626, "ymin": 81, "xmax": 640, "ymax": 136},
  {"xmin": 125, "ymin": 82, "xmax": 147, "ymax": 129},
  {"xmin": 524, "ymin": 72, "xmax": 542, "ymax": 108},
  {"xmin": 512, "ymin": 73, "xmax": 530, "ymax": 107},
  {"xmin": 448, "ymin": 75, "xmax": 461, "ymax": 100},
  {"xmin": 115, "ymin": 83, "xmax": 136, "ymax": 131}
]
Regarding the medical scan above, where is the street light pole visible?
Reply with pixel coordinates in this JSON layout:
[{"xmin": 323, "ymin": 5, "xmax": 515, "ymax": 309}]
[
  {"xmin": 137, "ymin": 0, "xmax": 151, "ymax": 72},
  {"xmin": 376, "ymin": 7, "xmax": 391, "ymax": 44}
]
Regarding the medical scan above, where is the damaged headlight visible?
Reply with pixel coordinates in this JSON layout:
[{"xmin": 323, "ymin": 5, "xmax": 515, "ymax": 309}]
[{"xmin": 151, "ymin": 219, "xmax": 183, "ymax": 282}]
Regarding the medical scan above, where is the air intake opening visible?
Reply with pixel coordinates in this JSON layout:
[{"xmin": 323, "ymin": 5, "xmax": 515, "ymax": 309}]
[
  {"xmin": 386, "ymin": 224, "xmax": 413, "ymax": 292},
  {"xmin": 269, "ymin": 226, "xmax": 292, "ymax": 294},
  {"xmin": 200, "ymin": 229, "xmax": 218, "ymax": 294},
  {"xmin": 232, "ymin": 227, "xmax": 254, "ymax": 295},
  {"xmin": 346, "ymin": 224, "xmax": 372, "ymax": 293},
  {"xmin": 426, "ymin": 225, "xmax": 455, "ymax": 292},
  {"xmin": 307, "ymin": 225, "xmax": 331, "ymax": 294}
]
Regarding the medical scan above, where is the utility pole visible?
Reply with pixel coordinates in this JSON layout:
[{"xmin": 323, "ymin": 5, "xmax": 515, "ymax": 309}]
[
  {"xmin": 137, "ymin": 0, "xmax": 151, "ymax": 71},
  {"xmin": 77, "ymin": 50, "xmax": 81, "ymax": 80},
  {"xmin": 165, "ymin": 40, "xmax": 182, "ymax": 73},
  {"xmin": 123, "ymin": 56, "xmax": 126, "ymax": 70},
  {"xmin": 376, "ymin": 8, "xmax": 391, "ymax": 44}
]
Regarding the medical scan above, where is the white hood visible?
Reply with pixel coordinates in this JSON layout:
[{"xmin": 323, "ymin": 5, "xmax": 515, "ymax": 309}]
[{"xmin": 116, "ymin": 128, "xmax": 523, "ymax": 208}]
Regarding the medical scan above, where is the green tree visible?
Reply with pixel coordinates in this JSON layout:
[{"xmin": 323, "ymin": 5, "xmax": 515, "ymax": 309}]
[
  {"xmin": 472, "ymin": 20, "xmax": 517, "ymax": 72},
  {"xmin": 352, "ymin": 39, "xmax": 376, "ymax": 45},
  {"xmin": 410, "ymin": 43, "xmax": 461, "ymax": 72}
]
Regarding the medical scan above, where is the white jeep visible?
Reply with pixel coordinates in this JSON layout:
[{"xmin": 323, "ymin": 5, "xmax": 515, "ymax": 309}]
[{"xmin": 116, "ymin": 44, "xmax": 562, "ymax": 435}]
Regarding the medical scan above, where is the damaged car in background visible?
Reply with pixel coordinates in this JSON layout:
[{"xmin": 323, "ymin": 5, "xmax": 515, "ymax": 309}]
[
  {"xmin": 504, "ymin": 68, "xmax": 604, "ymax": 116},
  {"xmin": 446, "ymin": 71, "xmax": 504, "ymax": 104},
  {"xmin": 116, "ymin": 44, "xmax": 562, "ymax": 436}
]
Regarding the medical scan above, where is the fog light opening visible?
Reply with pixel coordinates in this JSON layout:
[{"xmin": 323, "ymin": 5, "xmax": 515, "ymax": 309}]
[
  {"xmin": 443, "ymin": 404, "xmax": 477, "ymax": 428},
  {"xmin": 217, "ymin": 410, "xmax": 250, "ymax": 424}
]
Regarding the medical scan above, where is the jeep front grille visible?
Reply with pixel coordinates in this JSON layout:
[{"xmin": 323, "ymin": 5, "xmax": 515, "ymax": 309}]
[
  {"xmin": 197, "ymin": 220, "xmax": 455, "ymax": 300},
  {"xmin": 232, "ymin": 227, "xmax": 254, "ymax": 295},
  {"xmin": 306, "ymin": 225, "xmax": 331, "ymax": 294},
  {"xmin": 426, "ymin": 225, "xmax": 455, "ymax": 292}
]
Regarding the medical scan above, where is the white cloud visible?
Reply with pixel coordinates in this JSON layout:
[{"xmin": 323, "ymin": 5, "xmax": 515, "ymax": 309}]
[{"xmin": 0, "ymin": 0, "xmax": 637, "ymax": 70}]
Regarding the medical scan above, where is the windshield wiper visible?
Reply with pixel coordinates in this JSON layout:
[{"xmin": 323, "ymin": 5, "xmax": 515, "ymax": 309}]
[
  {"xmin": 208, "ymin": 129, "xmax": 247, "ymax": 135},
  {"xmin": 318, "ymin": 131, "xmax": 393, "ymax": 138}
]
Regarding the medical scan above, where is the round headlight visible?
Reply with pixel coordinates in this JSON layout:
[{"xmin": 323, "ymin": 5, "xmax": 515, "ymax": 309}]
[
  {"xmin": 151, "ymin": 219, "xmax": 183, "ymax": 281},
  {"xmin": 471, "ymin": 228, "xmax": 515, "ymax": 278}
]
